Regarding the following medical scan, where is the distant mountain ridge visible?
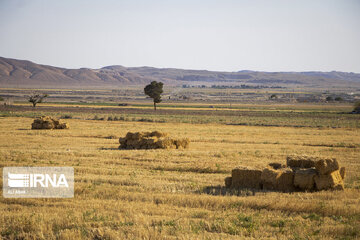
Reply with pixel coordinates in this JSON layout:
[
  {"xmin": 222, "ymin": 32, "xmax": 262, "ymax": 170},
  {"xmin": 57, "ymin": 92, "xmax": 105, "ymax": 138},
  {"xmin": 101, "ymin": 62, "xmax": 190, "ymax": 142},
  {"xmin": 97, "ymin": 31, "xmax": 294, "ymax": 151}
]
[{"xmin": 1, "ymin": 56, "xmax": 360, "ymax": 88}]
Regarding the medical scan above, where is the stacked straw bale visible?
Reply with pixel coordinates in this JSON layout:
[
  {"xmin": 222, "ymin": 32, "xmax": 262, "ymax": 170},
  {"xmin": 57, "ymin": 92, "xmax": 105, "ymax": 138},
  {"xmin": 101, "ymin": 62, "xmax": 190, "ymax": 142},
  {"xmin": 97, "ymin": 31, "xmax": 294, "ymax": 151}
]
[
  {"xmin": 225, "ymin": 155, "xmax": 345, "ymax": 192},
  {"xmin": 314, "ymin": 171, "xmax": 344, "ymax": 191},
  {"xmin": 231, "ymin": 166, "xmax": 262, "ymax": 189},
  {"xmin": 286, "ymin": 155, "xmax": 317, "ymax": 168},
  {"xmin": 119, "ymin": 131, "xmax": 190, "ymax": 150},
  {"xmin": 224, "ymin": 177, "xmax": 232, "ymax": 188},
  {"xmin": 314, "ymin": 158, "xmax": 339, "ymax": 175},
  {"xmin": 261, "ymin": 167, "xmax": 295, "ymax": 192},
  {"xmin": 294, "ymin": 168, "xmax": 317, "ymax": 191},
  {"xmin": 314, "ymin": 158, "xmax": 344, "ymax": 190},
  {"xmin": 31, "ymin": 116, "xmax": 69, "ymax": 129}
]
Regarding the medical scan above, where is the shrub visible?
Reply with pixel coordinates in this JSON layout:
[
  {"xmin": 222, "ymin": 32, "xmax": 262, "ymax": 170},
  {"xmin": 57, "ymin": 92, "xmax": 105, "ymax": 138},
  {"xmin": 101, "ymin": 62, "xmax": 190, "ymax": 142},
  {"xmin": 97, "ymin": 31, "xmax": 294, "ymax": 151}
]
[
  {"xmin": 353, "ymin": 101, "xmax": 360, "ymax": 113},
  {"xmin": 138, "ymin": 118, "xmax": 153, "ymax": 122},
  {"xmin": 270, "ymin": 94, "xmax": 278, "ymax": 100},
  {"xmin": 326, "ymin": 96, "xmax": 333, "ymax": 101},
  {"xmin": 334, "ymin": 97, "xmax": 343, "ymax": 101},
  {"xmin": 61, "ymin": 115, "xmax": 73, "ymax": 119}
]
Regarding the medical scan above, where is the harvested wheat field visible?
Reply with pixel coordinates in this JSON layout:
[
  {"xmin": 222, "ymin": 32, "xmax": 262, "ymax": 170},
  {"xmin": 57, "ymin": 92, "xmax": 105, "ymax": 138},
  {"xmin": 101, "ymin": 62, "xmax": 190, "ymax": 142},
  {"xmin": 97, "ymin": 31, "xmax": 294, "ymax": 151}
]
[{"xmin": 0, "ymin": 117, "xmax": 360, "ymax": 239}]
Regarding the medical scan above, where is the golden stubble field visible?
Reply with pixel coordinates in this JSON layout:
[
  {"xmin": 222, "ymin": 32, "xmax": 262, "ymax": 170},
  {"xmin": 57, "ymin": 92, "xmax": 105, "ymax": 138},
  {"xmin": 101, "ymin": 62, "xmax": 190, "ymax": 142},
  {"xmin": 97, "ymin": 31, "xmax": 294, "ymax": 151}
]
[{"xmin": 0, "ymin": 117, "xmax": 359, "ymax": 239}]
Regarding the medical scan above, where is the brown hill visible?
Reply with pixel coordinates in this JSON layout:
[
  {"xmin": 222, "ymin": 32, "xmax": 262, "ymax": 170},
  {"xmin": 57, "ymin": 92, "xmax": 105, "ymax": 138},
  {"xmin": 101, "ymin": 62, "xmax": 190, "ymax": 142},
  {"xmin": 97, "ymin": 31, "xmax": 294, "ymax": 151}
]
[
  {"xmin": 1, "ymin": 56, "xmax": 360, "ymax": 88},
  {"xmin": 0, "ymin": 57, "xmax": 153, "ymax": 88}
]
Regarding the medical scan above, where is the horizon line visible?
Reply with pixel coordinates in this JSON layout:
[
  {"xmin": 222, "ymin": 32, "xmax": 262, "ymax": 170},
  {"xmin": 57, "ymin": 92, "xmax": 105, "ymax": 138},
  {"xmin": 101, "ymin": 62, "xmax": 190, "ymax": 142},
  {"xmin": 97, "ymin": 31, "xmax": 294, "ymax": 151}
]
[{"xmin": 1, "ymin": 55, "xmax": 359, "ymax": 75}]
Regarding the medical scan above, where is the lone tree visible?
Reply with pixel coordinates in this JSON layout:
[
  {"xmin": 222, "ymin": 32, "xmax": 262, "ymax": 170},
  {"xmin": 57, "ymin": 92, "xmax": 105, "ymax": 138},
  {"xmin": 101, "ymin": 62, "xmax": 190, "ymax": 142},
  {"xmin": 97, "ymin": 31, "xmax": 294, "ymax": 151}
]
[
  {"xmin": 144, "ymin": 81, "xmax": 163, "ymax": 110},
  {"xmin": 28, "ymin": 93, "xmax": 48, "ymax": 107}
]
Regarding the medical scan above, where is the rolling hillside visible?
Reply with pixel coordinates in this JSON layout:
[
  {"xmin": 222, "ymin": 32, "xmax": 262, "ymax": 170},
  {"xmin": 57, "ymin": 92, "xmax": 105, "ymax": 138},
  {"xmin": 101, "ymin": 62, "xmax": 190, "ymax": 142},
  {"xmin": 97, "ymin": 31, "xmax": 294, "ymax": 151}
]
[{"xmin": 1, "ymin": 56, "xmax": 360, "ymax": 88}]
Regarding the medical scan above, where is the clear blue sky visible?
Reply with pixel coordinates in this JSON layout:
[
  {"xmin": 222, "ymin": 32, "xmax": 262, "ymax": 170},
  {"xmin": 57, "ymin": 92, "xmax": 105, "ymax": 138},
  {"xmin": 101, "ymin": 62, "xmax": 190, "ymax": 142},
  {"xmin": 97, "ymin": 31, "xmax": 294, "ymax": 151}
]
[{"xmin": 0, "ymin": 0, "xmax": 359, "ymax": 72}]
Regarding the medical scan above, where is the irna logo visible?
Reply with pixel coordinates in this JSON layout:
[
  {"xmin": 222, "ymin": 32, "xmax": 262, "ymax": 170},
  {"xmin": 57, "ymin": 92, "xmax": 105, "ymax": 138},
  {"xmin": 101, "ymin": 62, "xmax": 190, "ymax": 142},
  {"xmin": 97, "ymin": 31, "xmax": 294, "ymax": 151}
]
[
  {"xmin": 8, "ymin": 173, "xmax": 69, "ymax": 188},
  {"xmin": 3, "ymin": 167, "xmax": 74, "ymax": 198}
]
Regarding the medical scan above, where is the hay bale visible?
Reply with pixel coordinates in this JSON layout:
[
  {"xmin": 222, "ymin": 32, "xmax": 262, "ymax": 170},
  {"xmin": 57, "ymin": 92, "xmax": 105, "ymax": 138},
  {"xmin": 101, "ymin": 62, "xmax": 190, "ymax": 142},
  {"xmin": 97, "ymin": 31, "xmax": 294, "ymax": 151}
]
[
  {"xmin": 268, "ymin": 162, "xmax": 286, "ymax": 170},
  {"xmin": 125, "ymin": 132, "xmax": 135, "ymax": 139},
  {"xmin": 131, "ymin": 132, "xmax": 146, "ymax": 140},
  {"xmin": 261, "ymin": 167, "xmax": 295, "ymax": 192},
  {"xmin": 31, "ymin": 123, "xmax": 42, "ymax": 129},
  {"xmin": 119, "ymin": 131, "xmax": 189, "ymax": 150},
  {"xmin": 225, "ymin": 176, "xmax": 232, "ymax": 188},
  {"xmin": 43, "ymin": 121, "xmax": 55, "ymax": 129},
  {"xmin": 261, "ymin": 168, "xmax": 278, "ymax": 190},
  {"xmin": 315, "ymin": 158, "xmax": 339, "ymax": 175},
  {"xmin": 156, "ymin": 138, "xmax": 176, "ymax": 149},
  {"xmin": 149, "ymin": 131, "xmax": 167, "ymax": 138},
  {"xmin": 314, "ymin": 170, "xmax": 344, "ymax": 191},
  {"xmin": 286, "ymin": 155, "xmax": 317, "ymax": 168},
  {"xmin": 56, "ymin": 123, "xmax": 69, "ymax": 129},
  {"xmin": 143, "ymin": 136, "xmax": 158, "ymax": 145},
  {"xmin": 340, "ymin": 167, "xmax": 346, "ymax": 180},
  {"xmin": 294, "ymin": 168, "xmax": 317, "ymax": 191},
  {"xmin": 32, "ymin": 120, "xmax": 54, "ymax": 129},
  {"xmin": 276, "ymin": 168, "xmax": 295, "ymax": 192},
  {"xmin": 31, "ymin": 116, "xmax": 69, "ymax": 130},
  {"xmin": 174, "ymin": 138, "xmax": 190, "ymax": 149},
  {"xmin": 119, "ymin": 137, "xmax": 126, "ymax": 145},
  {"xmin": 231, "ymin": 166, "xmax": 262, "ymax": 189}
]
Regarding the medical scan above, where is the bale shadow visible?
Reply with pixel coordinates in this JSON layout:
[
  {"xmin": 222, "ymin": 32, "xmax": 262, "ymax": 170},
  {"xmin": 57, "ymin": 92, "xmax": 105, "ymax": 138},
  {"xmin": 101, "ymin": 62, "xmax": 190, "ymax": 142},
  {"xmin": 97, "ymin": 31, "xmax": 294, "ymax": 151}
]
[
  {"xmin": 198, "ymin": 185, "xmax": 267, "ymax": 196},
  {"xmin": 98, "ymin": 147, "xmax": 144, "ymax": 151},
  {"xmin": 98, "ymin": 147, "xmax": 120, "ymax": 150},
  {"xmin": 199, "ymin": 185, "xmax": 304, "ymax": 196}
]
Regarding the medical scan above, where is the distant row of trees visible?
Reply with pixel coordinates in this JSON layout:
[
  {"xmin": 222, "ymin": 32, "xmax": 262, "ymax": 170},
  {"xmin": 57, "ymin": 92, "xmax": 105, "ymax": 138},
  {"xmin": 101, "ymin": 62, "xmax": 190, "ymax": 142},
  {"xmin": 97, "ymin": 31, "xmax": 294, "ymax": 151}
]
[
  {"xmin": 210, "ymin": 85, "xmax": 283, "ymax": 89},
  {"xmin": 22, "ymin": 81, "xmax": 164, "ymax": 111},
  {"xmin": 5, "ymin": 82, "xmax": 359, "ymax": 114},
  {"xmin": 181, "ymin": 84, "xmax": 284, "ymax": 89},
  {"xmin": 326, "ymin": 96, "xmax": 343, "ymax": 101}
]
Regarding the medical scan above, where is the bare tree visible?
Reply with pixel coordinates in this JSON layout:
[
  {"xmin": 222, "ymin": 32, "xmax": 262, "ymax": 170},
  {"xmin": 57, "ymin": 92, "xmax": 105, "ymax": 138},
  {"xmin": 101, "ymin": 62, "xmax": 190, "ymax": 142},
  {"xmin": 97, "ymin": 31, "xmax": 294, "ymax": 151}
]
[{"xmin": 28, "ymin": 93, "xmax": 48, "ymax": 107}]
